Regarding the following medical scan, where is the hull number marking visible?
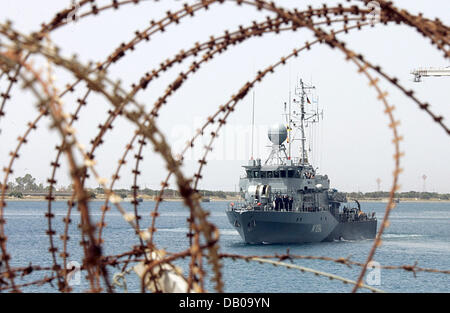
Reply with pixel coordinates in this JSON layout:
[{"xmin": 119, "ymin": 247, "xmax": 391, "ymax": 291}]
[{"xmin": 311, "ymin": 224, "xmax": 322, "ymax": 233}]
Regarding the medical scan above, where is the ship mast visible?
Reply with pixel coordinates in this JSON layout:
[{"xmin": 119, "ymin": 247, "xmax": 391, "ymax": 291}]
[
  {"xmin": 299, "ymin": 80, "xmax": 307, "ymax": 164},
  {"xmin": 251, "ymin": 90, "xmax": 255, "ymax": 160},
  {"xmin": 282, "ymin": 78, "xmax": 321, "ymax": 166},
  {"xmin": 288, "ymin": 74, "xmax": 292, "ymax": 159},
  {"xmin": 295, "ymin": 79, "xmax": 316, "ymax": 165}
]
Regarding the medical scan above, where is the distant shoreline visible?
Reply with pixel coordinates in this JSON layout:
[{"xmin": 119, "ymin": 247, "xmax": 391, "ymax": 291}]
[
  {"xmin": 3, "ymin": 196, "xmax": 238, "ymax": 202},
  {"xmin": 352, "ymin": 198, "xmax": 450, "ymax": 203},
  {"xmin": 4, "ymin": 196, "xmax": 450, "ymax": 203}
]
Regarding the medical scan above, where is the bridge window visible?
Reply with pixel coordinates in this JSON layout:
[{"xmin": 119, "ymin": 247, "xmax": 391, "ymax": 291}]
[
  {"xmin": 288, "ymin": 170, "xmax": 295, "ymax": 178},
  {"xmin": 280, "ymin": 170, "xmax": 286, "ymax": 178},
  {"xmin": 253, "ymin": 171, "xmax": 260, "ymax": 178},
  {"xmin": 246, "ymin": 170, "xmax": 252, "ymax": 178},
  {"xmin": 274, "ymin": 171, "xmax": 280, "ymax": 178},
  {"xmin": 261, "ymin": 171, "xmax": 267, "ymax": 178},
  {"xmin": 267, "ymin": 171, "xmax": 273, "ymax": 178}
]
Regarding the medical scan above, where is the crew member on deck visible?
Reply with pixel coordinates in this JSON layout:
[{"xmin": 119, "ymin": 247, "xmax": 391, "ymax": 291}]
[
  {"xmin": 283, "ymin": 195, "xmax": 289, "ymax": 211},
  {"xmin": 288, "ymin": 197, "xmax": 293, "ymax": 211},
  {"xmin": 275, "ymin": 195, "xmax": 281, "ymax": 211}
]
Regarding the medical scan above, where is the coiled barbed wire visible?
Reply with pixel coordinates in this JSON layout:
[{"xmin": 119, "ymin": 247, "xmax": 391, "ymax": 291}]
[{"xmin": 0, "ymin": 0, "xmax": 448, "ymax": 293}]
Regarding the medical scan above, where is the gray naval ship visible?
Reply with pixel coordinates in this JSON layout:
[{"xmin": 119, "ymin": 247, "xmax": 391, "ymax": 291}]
[{"xmin": 226, "ymin": 79, "xmax": 377, "ymax": 244}]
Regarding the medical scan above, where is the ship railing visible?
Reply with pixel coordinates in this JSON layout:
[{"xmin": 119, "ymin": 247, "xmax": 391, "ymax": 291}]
[
  {"xmin": 228, "ymin": 201, "xmax": 335, "ymax": 213},
  {"xmin": 295, "ymin": 207, "xmax": 328, "ymax": 213},
  {"xmin": 227, "ymin": 201, "xmax": 276, "ymax": 212},
  {"xmin": 227, "ymin": 201, "xmax": 246, "ymax": 211},
  {"xmin": 337, "ymin": 211, "xmax": 377, "ymax": 222}
]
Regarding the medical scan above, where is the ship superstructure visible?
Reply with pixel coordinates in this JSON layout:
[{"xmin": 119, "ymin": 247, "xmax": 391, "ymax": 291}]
[{"xmin": 226, "ymin": 79, "xmax": 377, "ymax": 244}]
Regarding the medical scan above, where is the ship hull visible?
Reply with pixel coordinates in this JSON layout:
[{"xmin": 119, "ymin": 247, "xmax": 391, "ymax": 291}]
[{"xmin": 226, "ymin": 210, "xmax": 377, "ymax": 244}]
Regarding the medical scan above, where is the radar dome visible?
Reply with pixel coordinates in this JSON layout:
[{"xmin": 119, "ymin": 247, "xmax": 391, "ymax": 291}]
[{"xmin": 268, "ymin": 123, "xmax": 287, "ymax": 145}]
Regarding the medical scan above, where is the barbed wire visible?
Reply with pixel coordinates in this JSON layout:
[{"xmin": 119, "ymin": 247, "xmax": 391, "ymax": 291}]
[{"xmin": 0, "ymin": 0, "xmax": 448, "ymax": 293}]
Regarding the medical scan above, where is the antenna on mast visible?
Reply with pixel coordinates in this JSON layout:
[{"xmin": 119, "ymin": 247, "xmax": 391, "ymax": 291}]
[
  {"xmin": 251, "ymin": 90, "xmax": 255, "ymax": 160},
  {"xmin": 279, "ymin": 76, "xmax": 320, "ymax": 166},
  {"xmin": 288, "ymin": 70, "xmax": 292, "ymax": 159},
  {"xmin": 293, "ymin": 79, "xmax": 316, "ymax": 165}
]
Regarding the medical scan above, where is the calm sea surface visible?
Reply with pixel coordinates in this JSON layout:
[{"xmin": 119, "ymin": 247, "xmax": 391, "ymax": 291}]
[{"xmin": 2, "ymin": 200, "xmax": 449, "ymax": 293}]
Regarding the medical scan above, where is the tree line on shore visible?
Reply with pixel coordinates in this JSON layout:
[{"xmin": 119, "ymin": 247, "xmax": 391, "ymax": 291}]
[
  {"xmin": 345, "ymin": 191, "xmax": 450, "ymax": 200},
  {"xmin": 6, "ymin": 174, "xmax": 236, "ymax": 199},
  {"xmin": 93, "ymin": 187, "xmax": 235, "ymax": 199},
  {"xmin": 6, "ymin": 174, "xmax": 450, "ymax": 200}
]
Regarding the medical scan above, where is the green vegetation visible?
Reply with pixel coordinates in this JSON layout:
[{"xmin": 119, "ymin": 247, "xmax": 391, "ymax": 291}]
[
  {"xmin": 7, "ymin": 174, "xmax": 44, "ymax": 192},
  {"xmin": 8, "ymin": 191, "xmax": 23, "ymax": 198},
  {"xmin": 88, "ymin": 191, "xmax": 96, "ymax": 199},
  {"xmin": 6, "ymin": 174, "xmax": 239, "ymax": 199},
  {"xmin": 345, "ymin": 191, "xmax": 450, "ymax": 200},
  {"xmin": 98, "ymin": 188, "xmax": 237, "ymax": 199},
  {"xmin": 118, "ymin": 192, "xmax": 127, "ymax": 199},
  {"xmin": 5, "ymin": 174, "xmax": 450, "ymax": 200}
]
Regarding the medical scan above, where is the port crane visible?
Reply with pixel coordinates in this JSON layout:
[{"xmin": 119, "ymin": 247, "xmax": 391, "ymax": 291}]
[{"xmin": 411, "ymin": 66, "xmax": 450, "ymax": 82}]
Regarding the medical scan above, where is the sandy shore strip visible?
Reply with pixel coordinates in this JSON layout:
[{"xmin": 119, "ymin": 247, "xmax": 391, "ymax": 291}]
[{"xmin": 4, "ymin": 196, "xmax": 450, "ymax": 203}]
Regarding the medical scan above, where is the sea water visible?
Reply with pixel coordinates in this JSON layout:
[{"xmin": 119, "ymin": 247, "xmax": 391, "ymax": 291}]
[{"xmin": 2, "ymin": 201, "xmax": 449, "ymax": 292}]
